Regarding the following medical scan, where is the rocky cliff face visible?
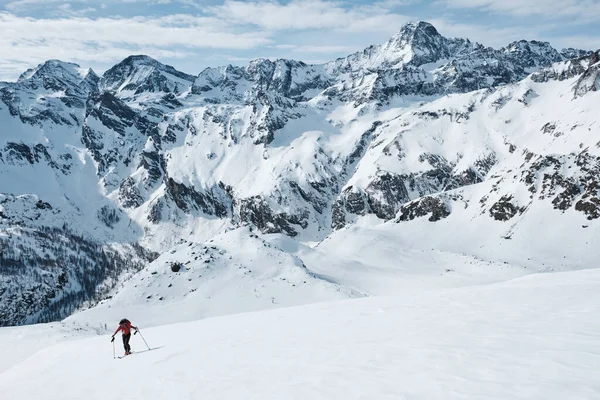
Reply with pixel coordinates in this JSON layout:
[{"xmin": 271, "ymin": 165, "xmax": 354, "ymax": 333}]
[{"xmin": 0, "ymin": 21, "xmax": 598, "ymax": 325}]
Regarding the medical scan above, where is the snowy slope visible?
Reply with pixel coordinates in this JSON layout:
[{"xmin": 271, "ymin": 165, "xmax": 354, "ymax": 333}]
[
  {"xmin": 0, "ymin": 321, "xmax": 103, "ymax": 373},
  {"xmin": 65, "ymin": 223, "xmax": 537, "ymax": 328},
  {"xmin": 1, "ymin": 268, "xmax": 599, "ymax": 399},
  {"xmin": 68, "ymin": 227, "xmax": 361, "ymax": 328}
]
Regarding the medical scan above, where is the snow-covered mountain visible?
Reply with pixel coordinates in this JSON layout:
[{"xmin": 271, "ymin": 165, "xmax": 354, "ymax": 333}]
[{"xmin": 0, "ymin": 21, "xmax": 599, "ymax": 326}]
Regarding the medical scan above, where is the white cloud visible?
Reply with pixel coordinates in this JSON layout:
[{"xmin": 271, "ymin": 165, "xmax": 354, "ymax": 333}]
[
  {"xmin": 551, "ymin": 35, "xmax": 600, "ymax": 51},
  {"xmin": 6, "ymin": 0, "xmax": 89, "ymax": 11},
  {"xmin": 208, "ymin": 0, "xmax": 410, "ymax": 32},
  {"xmin": 440, "ymin": 0, "xmax": 600, "ymax": 21},
  {"xmin": 4, "ymin": 0, "xmax": 172, "ymax": 12},
  {"xmin": 0, "ymin": 12, "xmax": 272, "ymax": 80},
  {"xmin": 56, "ymin": 3, "xmax": 96, "ymax": 17},
  {"xmin": 428, "ymin": 19, "xmax": 547, "ymax": 48},
  {"xmin": 0, "ymin": 0, "xmax": 416, "ymax": 80},
  {"xmin": 0, "ymin": 13, "xmax": 270, "ymax": 48},
  {"xmin": 204, "ymin": 54, "xmax": 255, "ymax": 63},
  {"xmin": 428, "ymin": 18, "xmax": 600, "ymax": 50},
  {"xmin": 272, "ymin": 44, "xmax": 355, "ymax": 53},
  {"xmin": 208, "ymin": 0, "xmax": 351, "ymax": 30},
  {"xmin": 271, "ymin": 44, "xmax": 298, "ymax": 50}
]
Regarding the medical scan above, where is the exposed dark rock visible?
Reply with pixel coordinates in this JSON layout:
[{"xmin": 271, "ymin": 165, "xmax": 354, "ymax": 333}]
[
  {"xmin": 521, "ymin": 151, "xmax": 600, "ymax": 218},
  {"xmin": 550, "ymin": 176, "xmax": 581, "ymax": 211},
  {"xmin": 97, "ymin": 205, "xmax": 121, "ymax": 228},
  {"xmin": 170, "ymin": 262, "xmax": 182, "ymax": 273},
  {"xmin": 238, "ymin": 196, "xmax": 308, "ymax": 236},
  {"xmin": 347, "ymin": 122, "xmax": 381, "ymax": 165},
  {"xmin": 365, "ymin": 173, "xmax": 410, "ymax": 220},
  {"xmin": 575, "ymin": 197, "xmax": 600, "ymax": 220},
  {"xmin": 165, "ymin": 178, "xmax": 230, "ymax": 218},
  {"xmin": 445, "ymin": 168, "xmax": 482, "ymax": 190},
  {"xmin": 396, "ymin": 196, "xmax": 450, "ymax": 222},
  {"xmin": 331, "ymin": 198, "xmax": 348, "ymax": 230},
  {"xmin": 489, "ymin": 195, "xmax": 523, "ymax": 221},
  {"xmin": 5, "ymin": 142, "xmax": 35, "ymax": 164},
  {"xmin": 147, "ymin": 199, "xmax": 165, "ymax": 223},
  {"xmin": 288, "ymin": 181, "xmax": 328, "ymax": 214},
  {"xmin": 138, "ymin": 149, "xmax": 164, "ymax": 187},
  {"xmin": 118, "ymin": 177, "xmax": 145, "ymax": 208},
  {"xmin": 573, "ymin": 51, "xmax": 600, "ymax": 98},
  {"xmin": 560, "ymin": 48, "xmax": 593, "ymax": 60},
  {"xmin": 35, "ymin": 200, "xmax": 52, "ymax": 210},
  {"xmin": 532, "ymin": 51, "xmax": 599, "ymax": 88},
  {"xmin": 87, "ymin": 92, "xmax": 144, "ymax": 135}
]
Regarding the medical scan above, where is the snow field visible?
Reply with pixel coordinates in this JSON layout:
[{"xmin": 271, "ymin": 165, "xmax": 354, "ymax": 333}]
[{"xmin": 1, "ymin": 268, "xmax": 599, "ymax": 399}]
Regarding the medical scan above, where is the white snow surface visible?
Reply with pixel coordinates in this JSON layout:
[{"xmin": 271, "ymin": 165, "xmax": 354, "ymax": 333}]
[
  {"xmin": 68, "ymin": 227, "xmax": 361, "ymax": 328},
  {"xmin": 1, "ymin": 268, "xmax": 599, "ymax": 399}
]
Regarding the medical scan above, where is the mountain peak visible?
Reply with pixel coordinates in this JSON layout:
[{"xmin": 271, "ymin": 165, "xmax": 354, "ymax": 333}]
[
  {"xmin": 377, "ymin": 21, "xmax": 449, "ymax": 67},
  {"xmin": 396, "ymin": 21, "xmax": 441, "ymax": 39},
  {"xmin": 387, "ymin": 21, "xmax": 444, "ymax": 49},
  {"xmin": 104, "ymin": 54, "xmax": 195, "ymax": 79},
  {"xmin": 560, "ymin": 48, "xmax": 593, "ymax": 60},
  {"xmin": 101, "ymin": 54, "xmax": 195, "ymax": 95},
  {"xmin": 120, "ymin": 55, "xmax": 162, "ymax": 68},
  {"xmin": 15, "ymin": 60, "xmax": 95, "ymax": 94},
  {"xmin": 18, "ymin": 60, "xmax": 85, "ymax": 83},
  {"xmin": 501, "ymin": 40, "xmax": 563, "ymax": 69},
  {"xmin": 503, "ymin": 39, "xmax": 554, "ymax": 52}
]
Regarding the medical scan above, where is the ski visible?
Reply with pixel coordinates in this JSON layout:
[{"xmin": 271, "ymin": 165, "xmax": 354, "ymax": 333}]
[{"xmin": 116, "ymin": 346, "xmax": 162, "ymax": 359}]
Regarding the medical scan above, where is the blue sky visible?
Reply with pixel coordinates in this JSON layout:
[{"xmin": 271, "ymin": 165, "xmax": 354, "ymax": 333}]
[{"xmin": 1, "ymin": 0, "xmax": 599, "ymax": 80}]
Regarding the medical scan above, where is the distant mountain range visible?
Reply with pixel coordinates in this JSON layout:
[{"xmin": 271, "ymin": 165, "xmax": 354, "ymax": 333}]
[{"xmin": 1, "ymin": 21, "xmax": 598, "ymax": 326}]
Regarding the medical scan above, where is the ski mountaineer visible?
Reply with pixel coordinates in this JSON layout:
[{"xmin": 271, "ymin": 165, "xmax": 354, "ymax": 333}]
[{"xmin": 111, "ymin": 318, "xmax": 139, "ymax": 356}]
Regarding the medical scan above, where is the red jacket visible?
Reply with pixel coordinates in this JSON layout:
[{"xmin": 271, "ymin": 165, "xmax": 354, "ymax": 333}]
[{"xmin": 114, "ymin": 320, "xmax": 137, "ymax": 336}]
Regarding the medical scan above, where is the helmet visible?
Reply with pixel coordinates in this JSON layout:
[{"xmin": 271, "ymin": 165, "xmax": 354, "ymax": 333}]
[{"xmin": 119, "ymin": 318, "xmax": 129, "ymax": 325}]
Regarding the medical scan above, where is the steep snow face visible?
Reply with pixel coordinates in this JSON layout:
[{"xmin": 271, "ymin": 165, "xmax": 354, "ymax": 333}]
[
  {"xmin": 1, "ymin": 268, "xmax": 599, "ymax": 400},
  {"xmin": 0, "ymin": 21, "xmax": 598, "ymax": 326},
  {"xmin": 332, "ymin": 69, "xmax": 600, "ymax": 227}
]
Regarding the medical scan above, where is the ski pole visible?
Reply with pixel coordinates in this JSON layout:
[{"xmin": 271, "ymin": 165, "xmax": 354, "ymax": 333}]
[
  {"xmin": 112, "ymin": 340, "xmax": 116, "ymax": 359},
  {"xmin": 137, "ymin": 329, "xmax": 151, "ymax": 350}
]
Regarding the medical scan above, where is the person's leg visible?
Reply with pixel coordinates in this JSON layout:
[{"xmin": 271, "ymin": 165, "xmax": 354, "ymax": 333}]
[{"xmin": 122, "ymin": 333, "xmax": 131, "ymax": 353}]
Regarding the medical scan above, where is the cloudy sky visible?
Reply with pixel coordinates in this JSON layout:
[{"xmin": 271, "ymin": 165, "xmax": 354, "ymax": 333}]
[{"xmin": 1, "ymin": 0, "xmax": 599, "ymax": 80}]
